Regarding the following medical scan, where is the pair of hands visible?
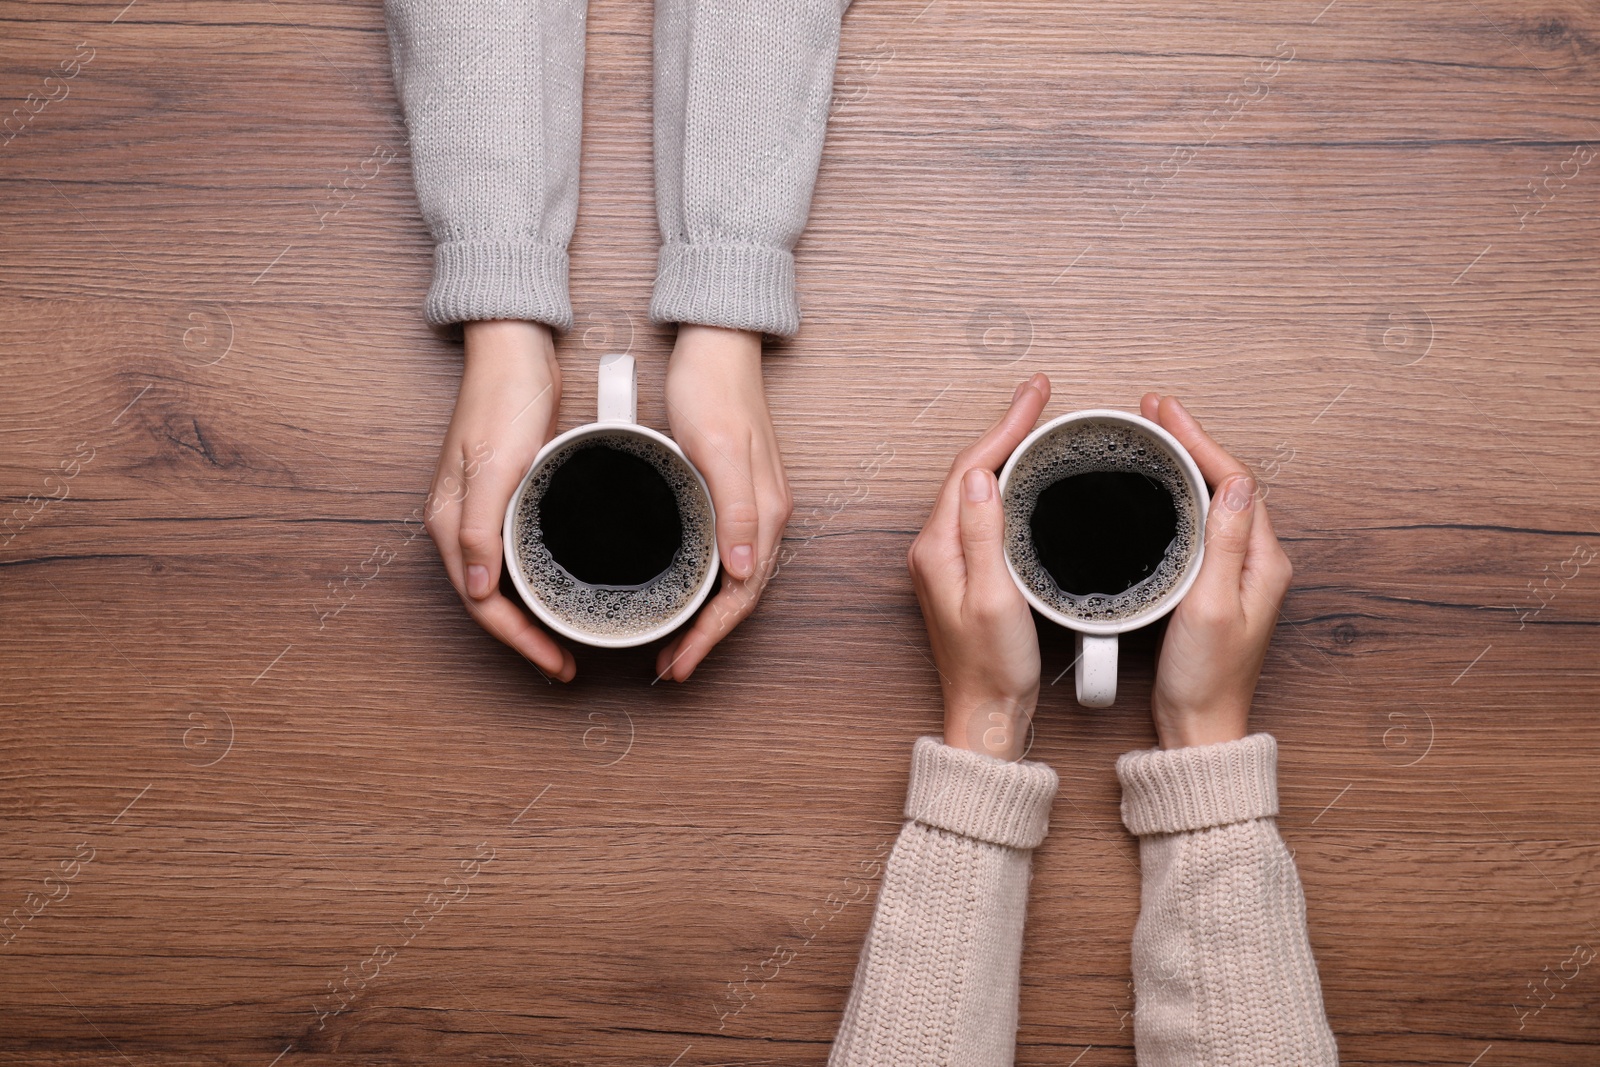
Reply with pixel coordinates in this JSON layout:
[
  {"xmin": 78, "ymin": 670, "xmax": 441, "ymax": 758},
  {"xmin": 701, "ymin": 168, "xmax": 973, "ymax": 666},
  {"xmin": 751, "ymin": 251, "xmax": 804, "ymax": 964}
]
[
  {"xmin": 909, "ymin": 374, "xmax": 1294, "ymax": 758},
  {"xmin": 424, "ymin": 319, "xmax": 791, "ymax": 683},
  {"xmin": 428, "ymin": 336, "xmax": 1287, "ymax": 742}
]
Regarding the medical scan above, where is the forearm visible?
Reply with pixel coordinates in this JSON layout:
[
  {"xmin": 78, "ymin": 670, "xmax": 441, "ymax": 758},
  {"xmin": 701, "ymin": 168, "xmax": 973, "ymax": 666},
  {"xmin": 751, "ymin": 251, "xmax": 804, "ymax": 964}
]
[
  {"xmin": 650, "ymin": 0, "xmax": 851, "ymax": 337},
  {"xmin": 829, "ymin": 737, "xmax": 1058, "ymax": 1067},
  {"xmin": 1118, "ymin": 734, "xmax": 1338, "ymax": 1065},
  {"xmin": 384, "ymin": 0, "xmax": 587, "ymax": 328}
]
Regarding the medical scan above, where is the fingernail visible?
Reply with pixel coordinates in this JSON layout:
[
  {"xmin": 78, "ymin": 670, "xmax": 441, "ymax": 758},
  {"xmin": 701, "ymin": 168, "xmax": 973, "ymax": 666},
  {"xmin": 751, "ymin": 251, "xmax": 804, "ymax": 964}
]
[
  {"xmin": 466, "ymin": 564, "xmax": 490, "ymax": 598},
  {"xmin": 964, "ymin": 468, "xmax": 992, "ymax": 502},
  {"xmin": 1222, "ymin": 476, "xmax": 1255, "ymax": 512},
  {"xmin": 729, "ymin": 543, "xmax": 754, "ymax": 578}
]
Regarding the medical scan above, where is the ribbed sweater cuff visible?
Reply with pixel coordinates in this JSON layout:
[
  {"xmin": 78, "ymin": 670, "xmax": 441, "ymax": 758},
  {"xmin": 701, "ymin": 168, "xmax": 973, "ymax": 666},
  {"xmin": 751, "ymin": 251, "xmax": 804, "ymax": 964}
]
[
  {"xmin": 649, "ymin": 241, "xmax": 800, "ymax": 338},
  {"xmin": 903, "ymin": 736, "xmax": 1060, "ymax": 850},
  {"xmin": 425, "ymin": 239, "xmax": 573, "ymax": 331},
  {"xmin": 1116, "ymin": 733, "xmax": 1279, "ymax": 836}
]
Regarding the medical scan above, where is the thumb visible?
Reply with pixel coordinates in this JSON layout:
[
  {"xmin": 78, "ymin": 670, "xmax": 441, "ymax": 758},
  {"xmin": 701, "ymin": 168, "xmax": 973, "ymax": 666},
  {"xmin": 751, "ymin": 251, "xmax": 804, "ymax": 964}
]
[
  {"xmin": 1193, "ymin": 473, "xmax": 1256, "ymax": 602},
  {"xmin": 957, "ymin": 468, "xmax": 1012, "ymax": 594},
  {"xmin": 457, "ymin": 445, "xmax": 517, "ymax": 599}
]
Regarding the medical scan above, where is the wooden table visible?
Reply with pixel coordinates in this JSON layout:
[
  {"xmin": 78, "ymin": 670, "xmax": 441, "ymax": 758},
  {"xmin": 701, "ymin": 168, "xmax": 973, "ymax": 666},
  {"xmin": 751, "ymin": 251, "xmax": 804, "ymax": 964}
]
[{"xmin": 2, "ymin": 0, "xmax": 1597, "ymax": 1062}]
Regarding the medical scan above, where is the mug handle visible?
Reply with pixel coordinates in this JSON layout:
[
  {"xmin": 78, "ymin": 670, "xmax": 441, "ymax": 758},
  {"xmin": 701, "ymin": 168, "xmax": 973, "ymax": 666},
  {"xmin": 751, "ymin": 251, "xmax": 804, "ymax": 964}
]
[
  {"xmin": 1075, "ymin": 632, "xmax": 1117, "ymax": 708},
  {"xmin": 597, "ymin": 352, "xmax": 637, "ymax": 424}
]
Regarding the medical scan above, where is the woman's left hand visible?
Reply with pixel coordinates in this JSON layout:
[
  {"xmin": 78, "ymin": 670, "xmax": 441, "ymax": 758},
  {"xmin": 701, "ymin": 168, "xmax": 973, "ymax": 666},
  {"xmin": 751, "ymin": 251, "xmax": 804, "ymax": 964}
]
[
  {"xmin": 656, "ymin": 325, "xmax": 794, "ymax": 682},
  {"xmin": 909, "ymin": 374, "xmax": 1052, "ymax": 761}
]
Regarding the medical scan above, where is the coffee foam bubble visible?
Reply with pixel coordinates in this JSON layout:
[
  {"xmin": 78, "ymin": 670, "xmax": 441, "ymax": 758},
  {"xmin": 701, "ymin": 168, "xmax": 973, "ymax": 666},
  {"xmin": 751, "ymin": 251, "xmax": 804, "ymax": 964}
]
[
  {"xmin": 513, "ymin": 431, "xmax": 714, "ymax": 637},
  {"xmin": 1002, "ymin": 420, "xmax": 1199, "ymax": 622}
]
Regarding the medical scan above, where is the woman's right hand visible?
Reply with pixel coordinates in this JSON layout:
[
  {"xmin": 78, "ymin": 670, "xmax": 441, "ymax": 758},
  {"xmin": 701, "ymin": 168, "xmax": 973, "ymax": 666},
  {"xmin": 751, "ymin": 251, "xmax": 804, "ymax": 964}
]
[
  {"xmin": 424, "ymin": 319, "xmax": 576, "ymax": 682},
  {"xmin": 1141, "ymin": 394, "xmax": 1293, "ymax": 748}
]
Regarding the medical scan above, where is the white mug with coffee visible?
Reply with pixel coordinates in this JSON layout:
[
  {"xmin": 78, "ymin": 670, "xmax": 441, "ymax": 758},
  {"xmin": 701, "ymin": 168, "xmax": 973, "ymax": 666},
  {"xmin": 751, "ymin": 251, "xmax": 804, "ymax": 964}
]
[
  {"xmin": 997, "ymin": 409, "xmax": 1210, "ymax": 709},
  {"xmin": 501, "ymin": 353, "xmax": 720, "ymax": 649}
]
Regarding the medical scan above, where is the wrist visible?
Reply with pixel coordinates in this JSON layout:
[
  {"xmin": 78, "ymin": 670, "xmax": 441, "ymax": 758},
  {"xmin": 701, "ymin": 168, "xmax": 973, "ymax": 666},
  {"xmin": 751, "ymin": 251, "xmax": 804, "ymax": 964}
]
[
  {"xmin": 463, "ymin": 319, "xmax": 558, "ymax": 374},
  {"xmin": 669, "ymin": 324, "xmax": 762, "ymax": 372},
  {"xmin": 1153, "ymin": 707, "xmax": 1249, "ymax": 749},
  {"xmin": 944, "ymin": 693, "xmax": 1037, "ymax": 762}
]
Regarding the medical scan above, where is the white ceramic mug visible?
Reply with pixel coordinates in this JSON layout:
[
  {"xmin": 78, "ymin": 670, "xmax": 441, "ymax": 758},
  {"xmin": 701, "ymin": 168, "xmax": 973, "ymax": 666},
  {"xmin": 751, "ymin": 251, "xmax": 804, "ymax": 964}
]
[
  {"xmin": 997, "ymin": 409, "xmax": 1209, "ymax": 709},
  {"xmin": 501, "ymin": 353, "xmax": 719, "ymax": 648}
]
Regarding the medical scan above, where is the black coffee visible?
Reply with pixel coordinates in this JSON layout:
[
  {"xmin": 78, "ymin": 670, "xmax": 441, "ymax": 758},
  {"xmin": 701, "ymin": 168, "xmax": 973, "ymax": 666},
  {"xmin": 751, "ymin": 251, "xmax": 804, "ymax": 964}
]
[
  {"xmin": 513, "ymin": 430, "xmax": 716, "ymax": 638},
  {"xmin": 538, "ymin": 443, "xmax": 683, "ymax": 587},
  {"xmin": 1029, "ymin": 471, "xmax": 1178, "ymax": 596},
  {"xmin": 1002, "ymin": 420, "xmax": 1199, "ymax": 622}
]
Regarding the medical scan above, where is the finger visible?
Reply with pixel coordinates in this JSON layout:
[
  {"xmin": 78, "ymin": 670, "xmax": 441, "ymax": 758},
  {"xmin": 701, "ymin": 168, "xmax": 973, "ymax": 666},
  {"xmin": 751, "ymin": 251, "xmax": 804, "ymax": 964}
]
[
  {"xmin": 1242, "ymin": 493, "xmax": 1294, "ymax": 609},
  {"xmin": 1243, "ymin": 487, "xmax": 1285, "ymax": 577},
  {"xmin": 461, "ymin": 589, "xmax": 577, "ymax": 681},
  {"xmin": 1193, "ymin": 472, "xmax": 1257, "ymax": 603},
  {"xmin": 457, "ymin": 443, "xmax": 521, "ymax": 600},
  {"xmin": 956, "ymin": 467, "xmax": 1011, "ymax": 599},
  {"xmin": 927, "ymin": 373, "xmax": 1052, "ymax": 534},
  {"xmin": 653, "ymin": 629, "xmax": 691, "ymax": 682},
  {"xmin": 1157, "ymin": 396, "xmax": 1250, "ymax": 489},
  {"xmin": 654, "ymin": 574, "xmax": 762, "ymax": 682},
  {"xmin": 1250, "ymin": 490, "xmax": 1280, "ymax": 551},
  {"xmin": 908, "ymin": 522, "xmax": 971, "ymax": 626},
  {"xmin": 700, "ymin": 433, "xmax": 761, "ymax": 582},
  {"xmin": 426, "ymin": 465, "xmax": 468, "ymax": 590},
  {"xmin": 745, "ymin": 439, "xmax": 790, "ymax": 584},
  {"xmin": 1140, "ymin": 391, "xmax": 1161, "ymax": 422}
]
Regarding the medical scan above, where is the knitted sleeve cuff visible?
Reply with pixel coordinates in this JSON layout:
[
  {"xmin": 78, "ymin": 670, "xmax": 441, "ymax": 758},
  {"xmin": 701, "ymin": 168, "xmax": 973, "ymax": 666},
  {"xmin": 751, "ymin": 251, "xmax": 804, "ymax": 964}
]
[
  {"xmin": 424, "ymin": 239, "xmax": 573, "ymax": 331},
  {"xmin": 1116, "ymin": 733, "xmax": 1279, "ymax": 836},
  {"xmin": 903, "ymin": 736, "xmax": 1060, "ymax": 851},
  {"xmin": 649, "ymin": 241, "xmax": 800, "ymax": 338}
]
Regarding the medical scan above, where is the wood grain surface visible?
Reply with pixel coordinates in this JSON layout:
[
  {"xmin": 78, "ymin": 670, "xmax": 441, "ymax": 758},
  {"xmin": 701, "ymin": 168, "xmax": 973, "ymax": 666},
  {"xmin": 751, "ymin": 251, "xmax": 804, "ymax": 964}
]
[{"xmin": 3, "ymin": 0, "xmax": 1599, "ymax": 1063}]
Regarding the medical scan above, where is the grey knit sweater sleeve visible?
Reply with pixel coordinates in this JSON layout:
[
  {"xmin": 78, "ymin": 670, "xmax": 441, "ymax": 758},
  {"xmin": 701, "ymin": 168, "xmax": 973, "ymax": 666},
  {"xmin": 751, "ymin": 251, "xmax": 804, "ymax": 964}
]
[
  {"xmin": 382, "ymin": 0, "xmax": 848, "ymax": 336},
  {"xmin": 650, "ymin": 0, "xmax": 851, "ymax": 337},
  {"xmin": 383, "ymin": 0, "xmax": 587, "ymax": 329},
  {"xmin": 829, "ymin": 733, "xmax": 1338, "ymax": 1066}
]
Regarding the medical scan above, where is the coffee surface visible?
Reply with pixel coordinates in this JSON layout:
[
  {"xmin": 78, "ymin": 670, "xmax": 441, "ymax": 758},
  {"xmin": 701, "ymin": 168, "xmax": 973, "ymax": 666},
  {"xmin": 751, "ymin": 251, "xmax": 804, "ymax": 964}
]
[
  {"xmin": 513, "ymin": 431, "xmax": 714, "ymax": 637},
  {"xmin": 1003, "ymin": 420, "xmax": 1199, "ymax": 622},
  {"xmin": 539, "ymin": 445, "xmax": 683, "ymax": 587},
  {"xmin": 1030, "ymin": 470, "xmax": 1178, "ymax": 596}
]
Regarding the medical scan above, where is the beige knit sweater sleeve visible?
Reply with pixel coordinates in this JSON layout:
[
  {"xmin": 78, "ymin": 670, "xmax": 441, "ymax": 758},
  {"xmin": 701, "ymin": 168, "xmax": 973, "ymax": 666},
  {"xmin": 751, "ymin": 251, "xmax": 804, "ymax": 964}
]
[
  {"xmin": 829, "ymin": 736, "xmax": 1061, "ymax": 1067},
  {"xmin": 829, "ymin": 733, "xmax": 1338, "ymax": 1066},
  {"xmin": 1118, "ymin": 732, "xmax": 1339, "ymax": 1064}
]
